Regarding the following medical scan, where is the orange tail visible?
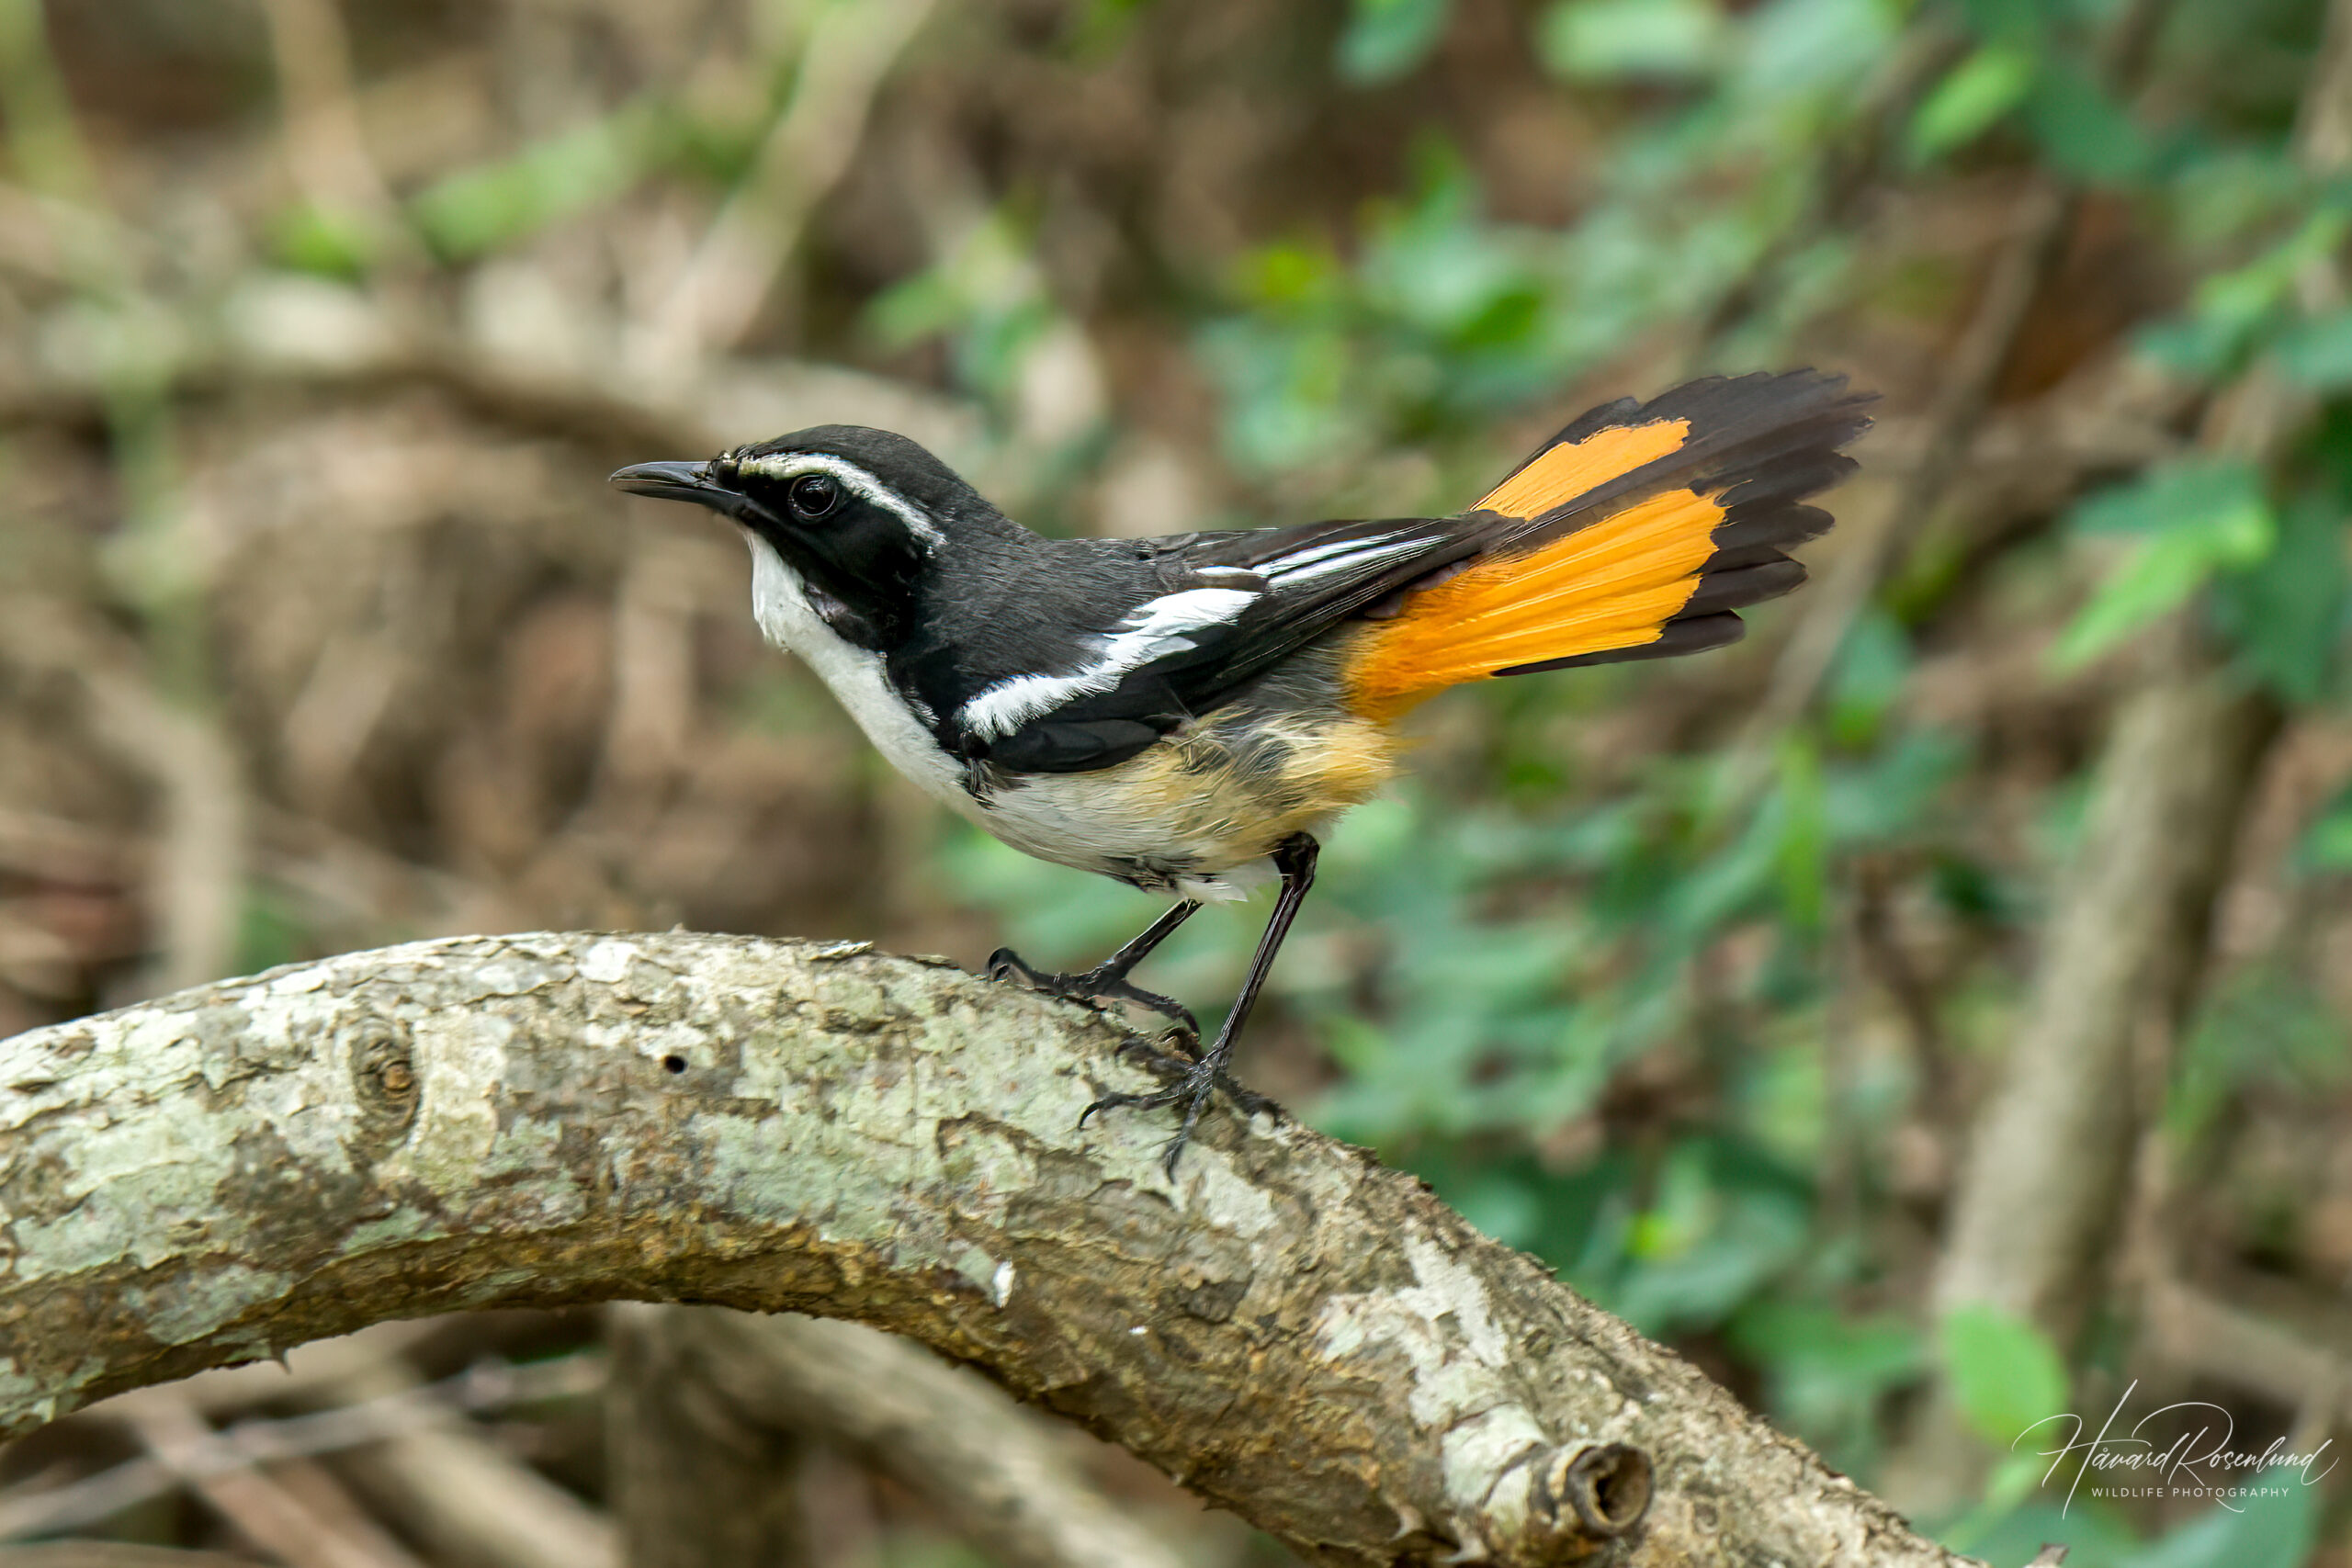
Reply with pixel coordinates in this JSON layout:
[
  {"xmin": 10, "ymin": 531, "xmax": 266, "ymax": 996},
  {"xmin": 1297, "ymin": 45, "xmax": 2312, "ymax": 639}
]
[{"xmin": 1344, "ymin": 370, "xmax": 1871, "ymax": 719}]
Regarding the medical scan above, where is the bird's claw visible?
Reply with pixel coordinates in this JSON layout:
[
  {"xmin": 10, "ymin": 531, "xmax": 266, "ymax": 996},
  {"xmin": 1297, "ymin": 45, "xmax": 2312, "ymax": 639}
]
[
  {"xmin": 1081, "ymin": 1040, "xmax": 1283, "ymax": 1174},
  {"xmin": 984, "ymin": 946, "xmax": 1201, "ymax": 1039},
  {"xmin": 1110, "ymin": 1034, "xmax": 1281, "ymax": 1118}
]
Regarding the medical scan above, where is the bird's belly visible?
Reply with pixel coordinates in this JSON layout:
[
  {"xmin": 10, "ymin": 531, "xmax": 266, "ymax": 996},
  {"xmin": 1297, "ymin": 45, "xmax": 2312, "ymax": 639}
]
[{"xmin": 968, "ymin": 709, "xmax": 1398, "ymax": 900}]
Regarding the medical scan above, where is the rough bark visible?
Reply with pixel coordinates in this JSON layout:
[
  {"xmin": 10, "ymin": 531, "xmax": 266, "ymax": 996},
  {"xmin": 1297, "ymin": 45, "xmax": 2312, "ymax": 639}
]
[{"xmin": 0, "ymin": 932, "xmax": 1970, "ymax": 1567}]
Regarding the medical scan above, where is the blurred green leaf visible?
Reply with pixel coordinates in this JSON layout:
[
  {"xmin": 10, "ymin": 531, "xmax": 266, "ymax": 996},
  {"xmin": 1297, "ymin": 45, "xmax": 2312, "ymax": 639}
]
[
  {"xmin": 1905, "ymin": 44, "xmax": 2036, "ymax": 164},
  {"xmin": 1338, "ymin": 0, "xmax": 1452, "ymax": 84},
  {"xmin": 872, "ymin": 1530, "xmax": 999, "ymax": 1568},
  {"xmin": 1939, "ymin": 1303, "xmax": 2067, "ymax": 1448},
  {"xmin": 2052, "ymin": 531, "xmax": 2245, "ymax": 666},
  {"xmin": 2052, "ymin": 460, "xmax": 2278, "ymax": 670},
  {"xmin": 2022, "ymin": 59, "xmax": 2152, "ymax": 186},
  {"xmin": 1360, "ymin": 156, "xmax": 1533, "ymax": 338},
  {"xmin": 411, "ymin": 102, "xmax": 669, "ymax": 259},
  {"xmin": 1539, "ymin": 0, "xmax": 1724, "ymax": 82},
  {"xmin": 1729, "ymin": 1297, "xmax": 1923, "ymax": 1464},
  {"xmin": 2210, "ymin": 488, "xmax": 2346, "ymax": 703},
  {"xmin": 2064, "ymin": 460, "xmax": 2268, "ymax": 537},
  {"xmin": 266, "ymin": 202, "xmax": 379, "ymax": 281},
  {"xmin": 1825, "ymin": 607, "xmax": 1911, "ymax": 745},
  {"xmin": 1944, "ymin": 1448, "xmax": 2065, "ymax": 1555},
  {"xmin": 1607, "ymin": 1140, "xmax": 1812, "ymax": 1334},
  {"xmin": 1240, "ymin": 238, "xmax": 1343, "ymax": 310},
  {"xmin": 2135, "ymin": 313, "xmax": 2254, "ymax": 380},
  {"xmin": 1734, "ymin": 0, "xmax": 1894, "ymax": 105},
  {"xmin": 1661, "ymin": 795, "xmax": 1784, "ymax": 939},
  {"xmin": 1729, "ymin": 1300, "xmax": 1922, "ymax": 1387},
  {"xmin": 2199, "ymin": 209, "xmax": 2352, "ymax": 328},
  {"xmin": 2276, "ymin": 307, "xmax": 2352, "ymax": 389},
  {"xmin": 1962, "ymin": 1501, "xmax": 2140, "ymax": 1568},
  {"xmin": 1776, "ymin": 738, "xmax": 1827, "ymax": 936},
  {"xmin": 1399, "ymin": 1145, "xmax": 1639, "ymax": 1265},
  {"xmin": 2166, "ymin": 151, "xmax": 2314, "ymax": 251},
  {"xmin": 2168, "ymin": 965, "xmax": 2350, "ymax": 1143},
  {"xmin": 2144, "ymin": 208, "xmax": 2352, "ymax": 377},
  {"xmin": 1957, "ymin": 0, "xmax": 2052, "ymax": 46},
  {"xmin": 236, "ymin": 884, "xmax": 308, "ymax": 977},
  {"xmin": 2121, "ymin": 1472, "xmax": 2316, "ymax": 1568},
  {"xmin": 2301, "ymin": 784, "xmax": 2352, "ymax": 873},
  {"xmin": 1825, "ymin": 730, "xmax": 1967, "ymax": 845}
]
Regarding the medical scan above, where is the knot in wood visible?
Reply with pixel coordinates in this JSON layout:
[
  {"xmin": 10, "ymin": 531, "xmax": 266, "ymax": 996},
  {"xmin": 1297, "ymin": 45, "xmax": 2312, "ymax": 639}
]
[
  {"xmin": 346, "ymin": 1018, "xmax": 419, "ymax": 1147},
  {"xmin": 1543, "ymin": 1441, "xmax": 1649, "ymax": 1541},
  {"xmin": 1487, "ymin": 1439, "xmax": 1652, "ymax": 1563}
]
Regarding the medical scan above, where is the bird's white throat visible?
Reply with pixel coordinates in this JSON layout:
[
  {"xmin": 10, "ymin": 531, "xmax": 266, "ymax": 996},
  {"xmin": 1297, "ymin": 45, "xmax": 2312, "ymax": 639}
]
[{"xmin": 744, "ymin": 535, "xmax": 965, "ymax": 803}]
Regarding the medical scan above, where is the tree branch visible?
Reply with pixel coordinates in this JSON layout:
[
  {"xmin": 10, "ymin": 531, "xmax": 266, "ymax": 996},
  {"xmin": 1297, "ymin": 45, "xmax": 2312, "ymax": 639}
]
[{"xmin": 0, "ymin": 932, "xmax": 1972, "ymax": 1567}]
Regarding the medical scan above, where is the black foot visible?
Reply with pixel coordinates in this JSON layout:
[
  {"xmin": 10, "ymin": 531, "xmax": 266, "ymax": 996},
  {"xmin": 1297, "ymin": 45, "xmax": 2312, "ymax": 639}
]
[
  {"xmin": 987, "ymin": 946, "xmax": 1201, "ymax": 1043},
  {"xmin": 1114, "ymin": 1034, "xmax": 1284, "ymax": 1121},
  {"xmin": 1080, "ymin": 1041, "xmax": 1283, "ymax": 1176}
]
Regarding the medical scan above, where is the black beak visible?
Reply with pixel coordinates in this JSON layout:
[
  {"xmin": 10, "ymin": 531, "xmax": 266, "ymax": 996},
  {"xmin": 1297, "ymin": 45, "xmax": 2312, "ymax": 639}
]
[
  {"xmin": 610, "ymin": 460, "xmax": 781, "ymax": 534},
  {"xmin": 609, "ymin": 459, "xmax": 735, "ymax": 507}
]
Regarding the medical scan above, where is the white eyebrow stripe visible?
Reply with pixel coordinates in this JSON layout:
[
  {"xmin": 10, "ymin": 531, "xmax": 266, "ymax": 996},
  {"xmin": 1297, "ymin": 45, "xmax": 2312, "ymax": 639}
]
[
  {"xmin": 737, "ymin": 451, "xmax": 945, "ymax": 549},
  {"xmin": 957, "ymin": 586, "xmax": 1260, "ymax": 740}
]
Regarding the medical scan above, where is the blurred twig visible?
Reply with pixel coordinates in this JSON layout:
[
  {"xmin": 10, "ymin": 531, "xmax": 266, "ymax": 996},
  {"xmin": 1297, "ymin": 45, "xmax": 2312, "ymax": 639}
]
[
  {"xmin": 82, "ymin": 669, "xmax": 247, "ymax": 996},
  {"xmin": 0, "ymin": 1547, "xmax": 285, "ymax": 1568},
  {"xmin": 254, "ymin": 0, "xmax": 419, "ymax": 269},
  {"xmin": 0, "ymin": 604, "xmax": 245, "ymax": 996},
  {"xmin": 0, "ymin": 1354, "xmax": 602, "ymax": 1541},
  {"xmin": 311, "ymin": 1359, "xmax": 616, "ymax": 1568},
  {"xmin": 1689, "ymin": 14, "xmax": 1971, "ymax": 363},
  {"xmin": 641, "ymin": 0, "xmax": 940, "ymax": 377},
  {"xmin": 108, "ymin": 1395, "xmax": 424, "ymax": 1568},
  {"xmin": 1747, "ymin": 175, "xmax": 2080, "ymax": 746},
  {"xmin": 0, "ymin": 280, "xmax": 983, "ymax": 471},
  {"xmin": 1743, "ymin": 0, "xmax": 2180, "ymax": 748},
  {"xmin": 629, "ymin": 1308, "xmax": 1193, "ymax": 1568},
  {"xmin": 606, "ymin": 1307, "xmax": 812, "ymax": 1568}
]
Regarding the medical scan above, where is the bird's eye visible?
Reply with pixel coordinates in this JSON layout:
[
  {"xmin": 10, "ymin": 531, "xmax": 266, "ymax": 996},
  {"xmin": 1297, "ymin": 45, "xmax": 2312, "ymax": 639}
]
[{"xmin": 787, "ymin": 473, "xmax": 842, "ymax": 520}]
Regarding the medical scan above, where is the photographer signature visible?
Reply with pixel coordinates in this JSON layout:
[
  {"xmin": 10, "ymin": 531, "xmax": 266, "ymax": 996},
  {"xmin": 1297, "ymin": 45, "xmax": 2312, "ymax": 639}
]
[{"xmin": 2018, "ymin": 1381, "xmax": 2336, "ymax": 1515}]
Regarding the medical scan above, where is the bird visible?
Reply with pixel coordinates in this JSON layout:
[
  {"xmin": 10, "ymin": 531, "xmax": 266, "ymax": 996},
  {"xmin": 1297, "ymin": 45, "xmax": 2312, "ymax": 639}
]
[{"xmin": 612, "ymin": 368, "xmax": 1872, "ymax": 1172}]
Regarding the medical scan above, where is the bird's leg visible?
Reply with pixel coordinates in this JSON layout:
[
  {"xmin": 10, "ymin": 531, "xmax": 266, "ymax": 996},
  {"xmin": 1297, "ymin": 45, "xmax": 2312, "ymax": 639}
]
[
  {"xmin": 1082, "ymin": 833, "xmax": 1318, "ymax": 1176},
  {"xmin": 988, "ymin": 899, "xmax": 1202, "ymax": 1041}
]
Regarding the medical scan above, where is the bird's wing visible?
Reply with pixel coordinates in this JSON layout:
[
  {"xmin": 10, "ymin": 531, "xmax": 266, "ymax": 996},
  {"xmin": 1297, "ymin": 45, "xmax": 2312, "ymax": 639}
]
[
  {"xmin": 971, "ymin": 369, "xmax": 1872, "ymax": 773},
  {"xmin": 956, "ymin": 520, "xmax": 1470, "ymax": 773}
]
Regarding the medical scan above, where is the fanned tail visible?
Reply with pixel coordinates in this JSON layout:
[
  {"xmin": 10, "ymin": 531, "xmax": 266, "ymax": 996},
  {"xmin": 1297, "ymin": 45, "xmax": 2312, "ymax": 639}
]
[{"xmin": 1343, "ymin": 369, "xmax": 1873, "ymax": 719}]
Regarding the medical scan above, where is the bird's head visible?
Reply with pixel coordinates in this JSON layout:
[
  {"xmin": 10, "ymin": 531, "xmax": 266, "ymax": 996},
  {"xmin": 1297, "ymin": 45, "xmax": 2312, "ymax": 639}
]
[{"xmin": 612, "ymin": 424, "xmax": 993, "ymax": 648}]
